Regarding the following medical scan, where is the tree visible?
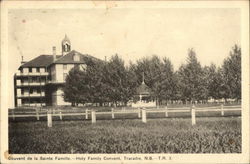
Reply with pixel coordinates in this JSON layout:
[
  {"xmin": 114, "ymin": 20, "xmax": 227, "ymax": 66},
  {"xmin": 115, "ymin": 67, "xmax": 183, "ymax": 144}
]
[
  {"xmin": 214, "ymin": 67, "xmax": 228, "ymax": 99},
  {"xmin": 131, "ymin": 55, "xmax": 175, "ymax": 105},
  {"xmin": 221, "ymin": 44, "xmax": 241, "ymax": 100},
  {"xmin": 203, "ymin": 64, "xmax": 220, "ymax": 99},
  {"xmin": 145, "ymin": 56, "xmax": 164, "ymax": 105},
  {"xmin": 104, "ymin": 54, "xmax": 135, "ymax": 105},
  {"xmin": 199, "ymin": 66, "xmax": 210, "ymax": 102},
  {"xmin": 63, "ymin": 66, "xmax": 87, "ymax": 106},
  {"xmin": 63, "ymin": 45, "xmax": 241, "ymax": 106},
  {"xmin": 85, "ymin": 59, "xmax": 107, "ymax": 105},
  {"xmin": 63, "ymin": 54, "xmax": 136, "ymax": 107},
  {"xmin": 171, "ymin": 71, "xmax": 183, "ymax": 102},
  {"xmin": 177, "ymin": 48, "xmax": 206, "ymax": 103},
  {"xmin": 156, "ymin": 57, "xmax": 175, "ymax": 104},
  {"xmin": 63, "ymin": 57, "xmax": 107, "ymax": 106}
]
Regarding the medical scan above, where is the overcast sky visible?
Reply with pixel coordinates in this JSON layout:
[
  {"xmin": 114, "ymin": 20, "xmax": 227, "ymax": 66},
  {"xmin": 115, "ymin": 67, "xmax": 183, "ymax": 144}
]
[{"xmin": 8, "ymin": 8, "xmax": 241, "ymax": 107}]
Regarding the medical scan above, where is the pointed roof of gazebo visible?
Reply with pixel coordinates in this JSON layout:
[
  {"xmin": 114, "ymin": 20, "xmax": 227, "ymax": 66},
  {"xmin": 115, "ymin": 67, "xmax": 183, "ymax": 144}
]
[{"xmin": 136, "ymin": 72, "xmax": 151, "ymax": 95}]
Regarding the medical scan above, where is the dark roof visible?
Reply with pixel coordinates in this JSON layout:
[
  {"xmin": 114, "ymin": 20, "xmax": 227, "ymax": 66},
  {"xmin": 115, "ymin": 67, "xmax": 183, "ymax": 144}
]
[
  {"xmin": 19, "ymin": 50, "xmax": 101, "ymax": 69},
  {"xmin": 136, "ymin": 82, "xmax": 151, "ymax": 95},
  {"xmin": 52, "ymin": 50, "xmax": 92, "ymax": 64},
  {"xmin": 19, "ymin": 55, "xmax": 61, "ymax": 69}
]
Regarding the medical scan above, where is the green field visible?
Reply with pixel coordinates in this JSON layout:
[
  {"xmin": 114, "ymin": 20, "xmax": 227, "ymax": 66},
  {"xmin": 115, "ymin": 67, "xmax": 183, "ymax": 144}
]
[{"xmin": 9, "ymin": 117, "xmax": 241, "ymax": 154}]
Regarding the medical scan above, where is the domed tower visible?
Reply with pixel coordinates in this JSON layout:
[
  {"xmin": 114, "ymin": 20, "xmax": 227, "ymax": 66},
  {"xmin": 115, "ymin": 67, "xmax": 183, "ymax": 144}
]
[{"xmin": 61, "ymin": 34, "xmax": 71, "ymax": 55}]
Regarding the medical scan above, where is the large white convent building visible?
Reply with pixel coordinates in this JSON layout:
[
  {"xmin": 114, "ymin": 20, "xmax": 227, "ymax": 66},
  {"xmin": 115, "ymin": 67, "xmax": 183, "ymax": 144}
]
[{"xmin": 14, "ymin": 35, "xmax": 99, "ymax": 107}]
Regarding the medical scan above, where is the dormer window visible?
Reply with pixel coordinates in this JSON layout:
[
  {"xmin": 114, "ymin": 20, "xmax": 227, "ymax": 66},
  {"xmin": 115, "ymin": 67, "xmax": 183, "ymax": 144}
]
[{"xmin": 73, "ymin": 53, "xmax": 80, "ymax": 61}]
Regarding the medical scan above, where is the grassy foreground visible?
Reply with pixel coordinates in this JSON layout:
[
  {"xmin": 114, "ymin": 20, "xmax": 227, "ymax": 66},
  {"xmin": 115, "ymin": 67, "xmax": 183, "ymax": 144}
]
[{"xmin": 9, "ymin": 117, "xmax": 241, "ymax": 154}]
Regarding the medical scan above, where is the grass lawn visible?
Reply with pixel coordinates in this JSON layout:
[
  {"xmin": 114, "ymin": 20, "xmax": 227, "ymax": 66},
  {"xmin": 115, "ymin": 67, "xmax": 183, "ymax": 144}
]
[{"xmin": 9, "ymin": 117, "xmax": 241, "ymax": 154}]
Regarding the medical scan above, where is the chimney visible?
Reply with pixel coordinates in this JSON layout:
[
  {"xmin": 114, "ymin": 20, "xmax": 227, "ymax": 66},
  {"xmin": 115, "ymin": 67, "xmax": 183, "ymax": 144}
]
[
  {"xmin": 53, "ymin": 46, "xmax": 56, "ymax": 62},
  {"xmin": 21, "ymin": 56, "xmax": 26, "ymax": 64}
]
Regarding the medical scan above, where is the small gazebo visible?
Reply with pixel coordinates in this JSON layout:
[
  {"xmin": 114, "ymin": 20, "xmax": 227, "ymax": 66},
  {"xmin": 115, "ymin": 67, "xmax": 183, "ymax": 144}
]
[{"xmin": 131, "ymin": 73, "xmax": 156, "ymax": 108}]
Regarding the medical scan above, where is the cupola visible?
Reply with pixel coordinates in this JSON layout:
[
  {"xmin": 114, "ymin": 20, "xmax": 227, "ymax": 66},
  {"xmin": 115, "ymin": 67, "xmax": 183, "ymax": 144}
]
[{"xmin": 62, "ymin": 34, "xmax": 71, "ymax": 56}]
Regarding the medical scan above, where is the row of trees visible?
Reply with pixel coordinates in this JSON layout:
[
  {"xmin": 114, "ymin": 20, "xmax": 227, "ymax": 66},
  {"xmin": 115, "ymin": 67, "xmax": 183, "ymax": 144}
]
[{"xmin": 63, "ymin": 45, "xmax": 241, "ymax": 106}]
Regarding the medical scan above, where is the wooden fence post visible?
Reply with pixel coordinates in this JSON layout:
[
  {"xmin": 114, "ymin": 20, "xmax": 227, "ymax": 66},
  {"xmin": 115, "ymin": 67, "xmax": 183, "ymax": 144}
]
[
  {"xmin": 138, "ymin": 108, "xmax": 141, "ymax": 118},
  {"xmin": 221, "ymin": 104, "xmax": 224, "ymax": 116},
  {"xmin": 36, "ymin": 108, "xmax": 40, "ymax": 121},
  {"xmin": 47, "ymin": 110, "xmax": 52, "ymax": 127},
  {"xmin": 111, "ymin": 108, "xmax": 115, "ymax": 119},
  {"xmin": 85, "ymin": 109, "xmax": 88, "ymax": 119},
  {"xmin": 12, "ymin": 110, "xmax": 15, "ymax": 120},
  {"xmin": 191, "ymin": 105, "xmax": 196, "ymax": 125},
  {"xmin": 91, "ymin": 110, "xmax": 96, "ymax": 124},
  {"xmin": 59, "ymin": 110, "xmax": 62, "ymax": 120},
  {"xmin": 165, "ymin": 106, "xmax": 168, "ymax": 117},
  {"xmin": 142, "ymin": 108, "xmax": 147, "ymax": 123}
]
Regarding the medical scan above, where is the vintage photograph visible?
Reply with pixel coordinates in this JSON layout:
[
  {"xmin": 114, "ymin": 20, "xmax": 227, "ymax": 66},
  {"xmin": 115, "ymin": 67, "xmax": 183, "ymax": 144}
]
[{"xmin": 1, "ymin": 1, "xmax": 249, "ymax": 163}]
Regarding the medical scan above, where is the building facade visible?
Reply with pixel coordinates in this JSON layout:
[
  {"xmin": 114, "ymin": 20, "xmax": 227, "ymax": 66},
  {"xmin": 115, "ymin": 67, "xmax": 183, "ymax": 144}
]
[{"xmin": 14, "ymin": 35, "xmax": 97, "ymax": 107}]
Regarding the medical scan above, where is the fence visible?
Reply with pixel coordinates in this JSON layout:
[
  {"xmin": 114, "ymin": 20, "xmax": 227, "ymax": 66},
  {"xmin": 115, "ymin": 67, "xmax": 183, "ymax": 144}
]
[{"xmin": 9, "ymin": 104, "xmax": 241, "ymax": 127}]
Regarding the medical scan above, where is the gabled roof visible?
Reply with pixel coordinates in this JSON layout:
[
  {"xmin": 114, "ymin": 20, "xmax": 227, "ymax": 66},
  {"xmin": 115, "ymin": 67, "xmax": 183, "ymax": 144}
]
[
  {"xmin": 19, "ymin": 50, "xmax": 102, "ymax": 70},
  {"xmin": 53, "ymin": 50, "xmax": 86, "ymax": 64},
  {"xmin": 19, "ymin": 55, "xmax": 61, "ymax": 69},
  {"xmin": 50, "ymin": 50, "xmax": 101, "ymax": 65}
]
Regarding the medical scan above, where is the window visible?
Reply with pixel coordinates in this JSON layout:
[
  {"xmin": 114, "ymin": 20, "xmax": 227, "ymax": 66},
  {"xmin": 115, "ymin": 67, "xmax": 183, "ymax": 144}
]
[
  {"xmin": 36, "ymin": 68, "xmax": 40, "ymax": 72},
  {"xmin": 63, "ymin": 64, "xmax": 67, "ymax": 70},
  {"xmin": 63, "ymin": 73, "xmax": 67, "ymax": 81},
  {"xmin": 30, "ymin": 88, "xmax": 33, "ymax": 94},
  {"xmin": 79, "ymin": 64, "xmax": 86, "ymax": 71},
  {"xmin": 21, "ymin": 89, "xmax": 24, "ymax": 95},
  {"xmin": 37, "ymin": 88, "xmax": 41, "ymax": 94},
  {"xmin": 33, "ymin": 77, "xmax": 37, "ymax": 83},
  {"xmin": 73, "ymin": 54, "xmax": 80, "ymax": 61},
  {"xmin": 29, "ymin": 67, "xmax": 32, "ymax": 73},
  {"xmin": 20, "ymin": 68, "xmax": 23, "ymax": 73}
]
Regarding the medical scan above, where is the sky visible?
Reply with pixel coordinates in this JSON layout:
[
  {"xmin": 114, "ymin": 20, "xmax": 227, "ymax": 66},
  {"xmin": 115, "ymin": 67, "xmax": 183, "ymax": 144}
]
[{"xmin": 7, "ymin": 8, "xmax": 241, "ymax": 107}]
